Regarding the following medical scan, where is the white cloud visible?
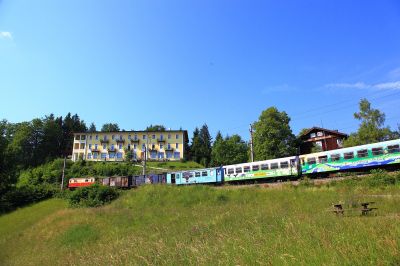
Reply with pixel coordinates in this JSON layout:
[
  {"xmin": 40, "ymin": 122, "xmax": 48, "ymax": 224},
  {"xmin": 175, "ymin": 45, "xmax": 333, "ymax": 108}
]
[
  {"xmin": 326, "ymin": 81, "xmax": 400, "ymax": 90},
  {"xmin": 0, "ymin": 31, "xmax": 13, "ymax": 40}
]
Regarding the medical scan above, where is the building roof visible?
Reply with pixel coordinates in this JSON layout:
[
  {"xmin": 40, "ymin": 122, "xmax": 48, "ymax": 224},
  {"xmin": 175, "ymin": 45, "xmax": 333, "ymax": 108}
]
[
  {"xmin": 299, "ymin": 127, "xmax": 348, "ymax": 139},
  {"xmin": 74, "ymin": 130, "xmax": 189, "ymax": 140}
]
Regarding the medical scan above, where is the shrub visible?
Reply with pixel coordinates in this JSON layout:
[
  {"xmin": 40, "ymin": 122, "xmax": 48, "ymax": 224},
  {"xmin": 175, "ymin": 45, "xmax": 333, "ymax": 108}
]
[
  {"xmin": 69, "ymin": 184, "xmax": 119, "ymax": 207},
  {"xmin": 364, "ymin": 169, "xmax": 397, "ymax": 187}
]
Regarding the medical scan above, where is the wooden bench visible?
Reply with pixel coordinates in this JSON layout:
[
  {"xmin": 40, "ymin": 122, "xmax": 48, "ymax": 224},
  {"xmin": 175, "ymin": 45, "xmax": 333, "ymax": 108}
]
[{"xmin": 360, "ymin": 202, "xmax": 377, "ymax": 215}]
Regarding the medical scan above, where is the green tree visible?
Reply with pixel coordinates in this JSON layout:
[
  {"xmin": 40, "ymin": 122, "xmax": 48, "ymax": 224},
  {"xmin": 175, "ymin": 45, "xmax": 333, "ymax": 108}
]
[
  {"xmin": 211, "ymin": 133, "xmax": 248, "ymax": 166},
  {"xmin": 190, "ymin": 127, "xmax": 202, "ymax": 164},
  {"xmin": 88, "ymin": 123, "xmax": 97, "ymax": 132},
  {"xmin": 101, "ymin": 123, "xmax": 120, "ymax": 132},
  {"xmin": 146, "ymin": 124, "xmax": 166, "ymax": 131},
  {"xmin": 253, "ymin": 107, "xmax": 297, "ymax": 160},
  {"xmin": 344, "ymin": 99, "xmax": 394, "ymax": 147},
  {"xmin": 199, "ymin": 124, "xmax": 212, "ymax": 166}
]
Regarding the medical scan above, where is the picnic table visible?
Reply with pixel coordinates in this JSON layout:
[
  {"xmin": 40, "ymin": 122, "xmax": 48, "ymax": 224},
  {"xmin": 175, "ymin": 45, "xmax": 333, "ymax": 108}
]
[{"xmin": 332, "ymin": 202, "xmax": 377, "ymax": 216}]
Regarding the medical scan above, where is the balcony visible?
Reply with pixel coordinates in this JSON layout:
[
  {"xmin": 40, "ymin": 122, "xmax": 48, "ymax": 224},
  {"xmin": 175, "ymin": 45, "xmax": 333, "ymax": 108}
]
[
  {"xmin": 100, "ymin": 138, "xmax": 109, "ymax": 143},
  {"xmin": 116, "ymin": 138, "xmax": 125, "ymax": 143},
  {"xmin": 91, "ymin": 148, "xmax": 100, "ymax": 153},
  {"xmin": 157, "ymin": 138, "xmax": 166, "ymax": 143},
  {"xmin": 164, "ymin": 147, "xmax": 174, "ymax": 151},
  {"xmin": 108, "ymin": 147, "xmax": 117, "ymax": 152},
  {"xmin": 149, "ymin": 147, "xmax": 158, "ymax": 152},
  {"xmin": 130, "ymin": 138, "xmax": 140, "ymax": 143}
]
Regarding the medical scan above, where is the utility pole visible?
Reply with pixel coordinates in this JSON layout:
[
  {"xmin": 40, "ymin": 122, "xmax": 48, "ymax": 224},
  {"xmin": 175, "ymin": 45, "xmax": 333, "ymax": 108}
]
[
  {"xmin": 142, "ymin": 132, "xmax": 149, "ymax": 175},
  {"xmin": 60, "ymin": 157, "xmax": 66, "ymax": 190},
  {"xmin": 249, "ymin": 124, "xmax": 254, "ymax": 162}
]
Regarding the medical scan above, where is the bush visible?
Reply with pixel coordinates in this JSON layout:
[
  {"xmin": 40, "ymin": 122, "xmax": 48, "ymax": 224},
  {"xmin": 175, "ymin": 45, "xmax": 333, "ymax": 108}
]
[
  {"xmin": 69, "ymin": 184, "xmax": 119, "ymax": 207},
  {"xmin": 0, "ymin": 184, "xmax": 57, "ymax": 214},
  {"xmin": 364, "ymin": 169, "xmax": 397, "ymax": 187}
]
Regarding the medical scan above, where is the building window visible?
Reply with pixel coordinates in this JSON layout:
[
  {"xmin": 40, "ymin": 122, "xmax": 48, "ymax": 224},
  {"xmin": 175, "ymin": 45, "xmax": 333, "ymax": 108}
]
[
  {"xmin": 176, "ymin": 134, "xmax": 179, "ymax": 139},
  {"xmin": 81, "ymin": 135, "xmax": 86, "ymax": 140},
  {"xmin": 128, "ymin": 144, "xmax": 131, "ymax": 150},
  {"xmin": 167, "ymin": 143, "xmax": 171, "ymax": 149},
  {"xmin": 174, "ymin": 152, "xmax": 180, "ymax": 158},
  {"xmin": 151, "ymin": 151, "xmax": 157, "ymax": 159},
  {"xmin": 110, "ymin": 144, "xmax": 114, "ymax": 151},
  {"xmin": 151, "ymin": 134, "xmax": 155, "ymax": 140},
  {"xmin": 143, "ymin": 135, "xmax": 146, "ymax": 140},
  {"xmin": 158, "ymin": 152, "xmax": 164, "ymax": 159},
  {"xmin": 317, "ymin": 131, "xmax": 323, "ymax": 137},
  {"xmin": 75, "ymin": 135, "xmax": 80, "ymax": 140},
  {"xmin": 95, "ymin": 135, "xmax": 98, "ymax": 140},
  {"xmin": 117, "ymin": 152, "xmax": 122, "ymax": 159},
  {"xmin": 89, "ymin": 144, "xmax": 92, "ymax": 149},
  {"xmin": 166, "ymin": 151, "xmax": 173, "ymax": 158},
  {"xmin": 80, "ymin": 143, "xmax": 85, "ymax": 149},
  {"xmin": 142, "ymin": 144, "xmax": 146, "ymax": 150},
  {"xmin": 89, "ymin": 135, "xmax": 92, "ymax": 140},
  {"xmin": 315, "ymin": 141, "xmax": 322, "ymax": 147},
  {"xmin": 111, "ymin": 135, "xmax": 115, "ymax": 140},
  {"xmin": 74, "ymin": 143, "xmax": 79, "ymax": 149},
  {"xmin": 87, "ymin": 153, "xmax": 92, "ymax": 159},
  {"xmin": 160, "ymin": 143, "xmax": 163, "ymax": 149},
  {"xmin": 119, "ymin": 135, "xmax": 122, "ymax": 140},
  {"xmin": 101, "ymin": 153, "xmax": 107, "ymax": 159},
  {"xmin": 168, "ymin": 134, "xmax": 171, "ymax": 139},
  {"xmin": 176, "ymin": 143, "xmax": 179, "ymax": 149},
  {"xmin": 119, "ymin": 144, "xmax": 122, "ymax": 150},
  {"xmin": 134, "ymin": 135, "xmax": 137, "ymax": 140},
  {"xmin": 151, "ymin": 144, "xmax": 155, "ymax": 149},
  {"xmin": 103, "ymin": 144, "xmax": 107, "ymax": 149},
  {"xmin": 310, "ymin": 133, "xmax": 316, "ymax": 138},
  {"xmin": 95, "ymin": 144, "xmax": 98, "ymax": 149},
  {"xmin": 160, "ymin": 134, "xmax": 163, "ymax": 140},
  {"xmin": 128, "ymin": 135, "xmax": 131, "ymax": 140},
  {"xmin": 134, "ymin": 144, "xmax": 137, "ymax": 149},
  {"xmin": 93, "ymin": 153, "xmax": 98, "ymax": 159},
  {"xmin": 109, "ymin": 153, "xmax": 115, "ymax": 159},
  {"xmin": 337, "ymin": 139, "xmax": 343, "ymax": 147}
]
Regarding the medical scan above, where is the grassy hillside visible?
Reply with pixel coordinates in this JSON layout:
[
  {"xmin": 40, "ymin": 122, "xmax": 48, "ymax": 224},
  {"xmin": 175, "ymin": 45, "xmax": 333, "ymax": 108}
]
[{"xmin": 1, "ymin": 183, "xmax": 400, "ymax": 265}]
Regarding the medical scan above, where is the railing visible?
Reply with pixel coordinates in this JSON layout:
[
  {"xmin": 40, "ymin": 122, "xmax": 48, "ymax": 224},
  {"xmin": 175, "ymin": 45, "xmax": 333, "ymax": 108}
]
[
  {"xmin": 100, "ymin": 138, "xmax": 109, "ymax": 143},
  {"xmin": 116, "ymin": 138, "xmax": 125, "ymax": 143},
  {"xmin": 157, "ymin": 138, "xmax": 166, "ymax": 142},
  {"xmin": 130, "ymin": 138, "xmax": 140, "ymax": 143}
]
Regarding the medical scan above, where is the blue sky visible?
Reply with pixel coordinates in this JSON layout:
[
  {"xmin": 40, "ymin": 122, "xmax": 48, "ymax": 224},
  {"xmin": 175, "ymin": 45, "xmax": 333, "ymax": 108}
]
[{"xmin": 1, "ymin": 0, "xmax": 400, "ymax": 140}]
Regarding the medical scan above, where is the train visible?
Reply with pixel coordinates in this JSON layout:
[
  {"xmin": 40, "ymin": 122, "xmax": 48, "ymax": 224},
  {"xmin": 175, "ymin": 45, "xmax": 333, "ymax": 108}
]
[{"xmin": 68, "ymin": 138, "xmax": 400, "ymax": 188}]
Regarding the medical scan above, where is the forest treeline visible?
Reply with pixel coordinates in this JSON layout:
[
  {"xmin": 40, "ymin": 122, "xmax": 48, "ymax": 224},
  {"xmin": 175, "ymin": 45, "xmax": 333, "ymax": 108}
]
[{"xmin": 0, "ymin": 99, "xmax": 399, "ymax": 213}]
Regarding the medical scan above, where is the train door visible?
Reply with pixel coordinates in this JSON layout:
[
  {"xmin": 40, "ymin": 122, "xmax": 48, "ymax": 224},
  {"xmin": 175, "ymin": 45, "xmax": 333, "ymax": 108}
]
[{"xmin": 171, "ymin": 173, "xmax": 176, "ymax": 184}]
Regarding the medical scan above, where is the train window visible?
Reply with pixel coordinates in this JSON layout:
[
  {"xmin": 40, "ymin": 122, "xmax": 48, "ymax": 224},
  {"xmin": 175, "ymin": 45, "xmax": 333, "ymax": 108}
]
[
  {"xmin": 261, "ymin": 164, "xmax": 269, "ymax": 170},
  {"xmin": 290, "ymin": 159, "xmax": 296, "ymax": 166},
  {"xmin": 372, "ymin": 147, "xmax": 384, "ymax": 156},
  {"xmin": 228, "ymin": 168, "xmax": 234, "ymax": 174},
  {"xmin": 270, "ymin": 163, "xmax": 279, "ymax": 169},
  {"xmin": 236, "ymin": 167, "xmax": 243, "ymax": 174},
  {"xmin": 202, "ymin": 171, "xmax": 207, "ymax": 176},
  {"xmin": 331, "ymin": 154, "xmax": 340, "ymax": 162},
  {"xmin": 244, "ymin": 166, "xmax": 250, "ymax": 172},
  {"xmin": 252, "ymin": 165, "xmax": 260, "ymax": 171},
  {"xmin": 357, "ymin": 149, "xmax": 368, "ymax": 158},
  {"xmin": 300, "ymin": 158, "xmax": 305, "ymax": 165},
  {"xmin": 195, "ymin": 172, "xmax": 200, "ymax": 177},
  {"xmin": 388, "ymin": 145, "xmax": 400, "ymax": 153},
  {"xmin": 344, "ymin": 152, "xmax": 354, "ymax": 160},
  {"xmin": 318, "ymin": 156, "xmax": 328, "ymax": 163},
  {"xmin": 307, "ymin": 158, "xmax": 316, "ymax": 164},
  {"xmin": 280, "ymin": 162, "xmax": 289, "ymax": 168},
  {"xmin": 85, "ymin": 179, "xmax": 88, "ymax": 182}
]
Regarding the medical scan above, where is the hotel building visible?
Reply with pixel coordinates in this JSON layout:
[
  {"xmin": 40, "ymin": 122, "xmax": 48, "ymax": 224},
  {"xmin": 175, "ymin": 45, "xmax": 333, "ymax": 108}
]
[{"xmin": 72, "ymin": 130, "xmax": 188, "ymax": 162}]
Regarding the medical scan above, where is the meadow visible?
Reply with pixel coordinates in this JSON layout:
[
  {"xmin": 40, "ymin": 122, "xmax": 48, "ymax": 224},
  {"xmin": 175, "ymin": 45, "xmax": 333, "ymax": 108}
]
[{"xmin": 0, "ymin": 182, "xmax": 399, "ymax": 265}]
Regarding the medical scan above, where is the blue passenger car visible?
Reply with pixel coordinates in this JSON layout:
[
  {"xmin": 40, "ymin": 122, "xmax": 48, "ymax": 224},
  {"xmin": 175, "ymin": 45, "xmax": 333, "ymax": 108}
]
[{"xmin": 166, "ymin": 167, "xmax": 224, "ymax": 185}]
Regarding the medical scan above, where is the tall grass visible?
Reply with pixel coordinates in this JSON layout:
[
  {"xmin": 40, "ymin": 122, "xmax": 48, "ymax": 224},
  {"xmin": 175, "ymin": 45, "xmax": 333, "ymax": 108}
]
[{"xmin": 0, "ymin": 185, "xmax": 399, "ymax": 265}]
